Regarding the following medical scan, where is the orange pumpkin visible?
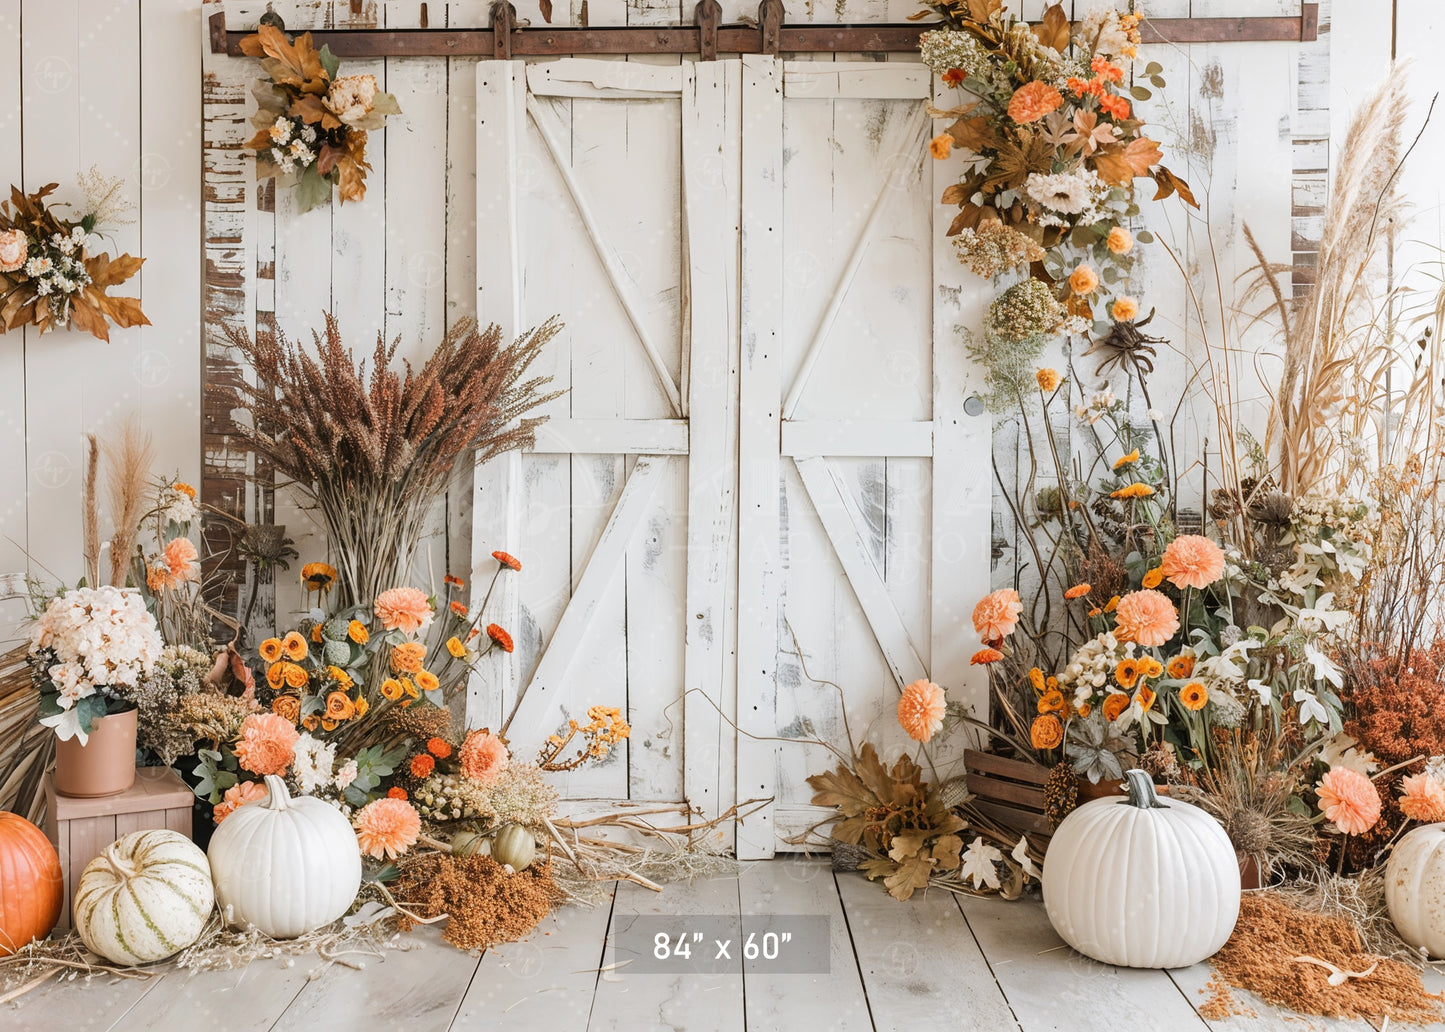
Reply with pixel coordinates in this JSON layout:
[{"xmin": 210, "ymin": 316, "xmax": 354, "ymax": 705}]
[{"xmin": 0, "ymin": 812, "xmax": 63, "ymax": 955}]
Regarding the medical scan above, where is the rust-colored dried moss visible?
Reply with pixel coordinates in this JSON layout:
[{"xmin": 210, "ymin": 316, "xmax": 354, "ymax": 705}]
[{"xmin": 392, "ymin": 853, "xmax": 561, "ymax": 952}]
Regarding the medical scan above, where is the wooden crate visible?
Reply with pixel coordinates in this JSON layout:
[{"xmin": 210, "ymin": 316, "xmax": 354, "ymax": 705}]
[
  {"xmin": 964, "ymin": 749, "xmax": 1053, "ymax": 843},
  {"xmin": 44, "ymin": 767, "xmax": 194, "ymax": 929}
]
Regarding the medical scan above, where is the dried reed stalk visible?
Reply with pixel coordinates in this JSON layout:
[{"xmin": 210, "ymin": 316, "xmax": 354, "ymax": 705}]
[
  {"xmin": 1245, "ymin": 66, "xmax": 1413, "ymax": 496},
  {"xmin": 103, "ymin": 416, "xmax": 154, "ymax": 587},
  {"xmin": 81, "ymin": 434, "xmax": 99, "ymax": 588},
  {"xmin": 213, "ymin": 314, "xmax": 563, "ymax": 606},
  {"xmin": 0, "ymin": 645, "xmax": 51, "ymax": 823}
]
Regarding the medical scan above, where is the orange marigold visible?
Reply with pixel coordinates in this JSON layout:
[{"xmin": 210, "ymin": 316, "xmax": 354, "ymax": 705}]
[
  {"xmin": 1141, "ymin": 568, "xmax": 1163, "ymax": 589},
  {"xmin": 1007, "ymin": 81, "xmax": 1063, "ymax": 124},
  {"xmin": 1180, "ymin": 681, "xmax": 1208, "ymax": 711},
  {"xmin": 1098, "ymin": 94, "xmax": 1132, "ymax": 120},
  {"xmin": 354, "ymin": 797, "xmax": 421, "ymax": 860},
  {"xmin": 444, "ymin": 573, "xmax": 465, "ymax": 588},
  {"xmin": 450, "ymin": 600, "xmax": 469, "ymax": 618},
  {"xmin": 487, "ymin": 623, "xmax": 515, "ymax": 653},
  {"xmin": 427, "ymin": 737, "xmax": 453, "ymax": 759},
  {"xmin": 897, "ymin": 679, "xmax": 947, "ymax": 743},
  {"xmin": 970, "ymin": 647, "xmax": 1004, "ymax": 665},
  {"xmin": 410, "ymin": 753, "xmax": 436, "ymax": 778},
  {"xmin": 1035, "ymin": 367, "xmax": 1061, "ymax": 392},
  {"xmin": 1064, "ymin": 583, "xmax": 1091, "ymax": 600},
  {"xmin": 387, "ymin": 787, "xmax": 409, "ymax": 800},
  {"xmin": 1167, "ymin": 653, "xmax": 1196, "ymax": 679},
  {"xmin": 492, "ymin": 550, "xmax": 523, "ymax": 572},
  {"xmin": 1030, "ymin": 715, "xmax": 1064, "ymax": 750},
  {"xmin": 1037, "ymin": 689, "xmax": 1065, "ymax": 715}
]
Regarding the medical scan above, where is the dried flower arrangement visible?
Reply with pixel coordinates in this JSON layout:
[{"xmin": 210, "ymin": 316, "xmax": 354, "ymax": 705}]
[
  {"xmin": 211, "ymin": 312, "xmax": 562, "ymax": 609},
  {"xmin": 920, "ymin": 1, "xmax": 1195, "ymax": 335},
  {"xmin": 241, "ymin": 20, "xmax": 401, "ymax": 212},
  {"xmin": 0, "ymin": 175, "xmax": 147, "ymax": 340}
]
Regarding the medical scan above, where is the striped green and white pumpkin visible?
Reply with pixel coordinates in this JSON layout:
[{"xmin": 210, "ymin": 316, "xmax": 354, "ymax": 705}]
[{"xmin": 73, "ymin": 829, "xmax": 214, "ymax": 965}]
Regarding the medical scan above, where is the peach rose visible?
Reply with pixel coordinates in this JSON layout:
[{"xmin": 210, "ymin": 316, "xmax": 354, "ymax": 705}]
[
  {"xmin": 1069, "ymin": 264, "xmax": 1099, "ymax": 294},
  {"xmin": 324, "ymin": 74, "xmax": 378, "ymax": 125},
  {"xmin": 1106, "ymin": 226, "xmax": 1134, "ymax": 254},
  {"xmin": 0, "ymin": 229, "xmax": 27, "ymax": 273}
]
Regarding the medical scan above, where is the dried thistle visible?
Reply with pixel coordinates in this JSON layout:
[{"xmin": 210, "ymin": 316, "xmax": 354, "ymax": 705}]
[{"xmin": 212, "ymin": 314, "xmax": 563, "ymax": 606}]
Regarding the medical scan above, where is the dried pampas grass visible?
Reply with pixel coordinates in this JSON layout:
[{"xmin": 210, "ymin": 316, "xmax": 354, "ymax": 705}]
[
  {"xmin": 0, "ymin": 645, "xmax": 52, "ymax": 823},
  {"xmin": 103, "ymin": 417, "xmax": 154, "ymax": 588}
]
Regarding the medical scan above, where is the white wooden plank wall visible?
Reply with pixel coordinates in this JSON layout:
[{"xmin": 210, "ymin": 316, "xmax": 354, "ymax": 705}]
[{"xmin": 2, "ymin": 0, "xmax": 1428, "ymax": 827}]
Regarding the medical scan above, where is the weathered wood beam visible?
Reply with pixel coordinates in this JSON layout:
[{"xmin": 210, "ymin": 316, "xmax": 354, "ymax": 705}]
[{"xmin": 208, "ymin": 3, "xmax": 1320, "ymax": 58}]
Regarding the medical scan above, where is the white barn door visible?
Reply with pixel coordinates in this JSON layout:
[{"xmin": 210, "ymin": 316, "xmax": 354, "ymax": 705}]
[
  {"xmin": 471, "ymin": 55, "xmax": 988, "ymax": 848},
  {"xmin": 471, "ymin": 58, "xmax": 742, "ymax": 816},
  {"xmin": 735, "ymin": 57, "xmax": 988, "ymax": 858}
]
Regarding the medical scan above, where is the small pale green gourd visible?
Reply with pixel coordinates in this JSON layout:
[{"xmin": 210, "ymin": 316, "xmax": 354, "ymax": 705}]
[{"xmin": 491, "ymin": 824, "xmax": 536, "ymax": 870}]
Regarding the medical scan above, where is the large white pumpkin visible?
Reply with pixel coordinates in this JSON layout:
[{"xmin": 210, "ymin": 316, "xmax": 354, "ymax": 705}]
[
  {"xmin": 1385, "ymin": 822, "xmax": 1445, "ymax": 957},
  {"xmin": 207, "ymin": 774, "xmax": 361, "ymax": 939},
  {"xmin": 1042, "ymin": 769, "xmax": 1240, "ymax": 969},
  {"xmin": 73, "ymin": 829, "xmax": 214, "ymax": 965}
]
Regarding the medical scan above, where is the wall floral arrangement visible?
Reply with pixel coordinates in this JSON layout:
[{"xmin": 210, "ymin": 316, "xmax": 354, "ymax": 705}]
[
  {"xmin": 0, "ymin": 175, "xmax": 147, "ymax": 341},
  {"xmin": 242, "ymin": 21, "xmax": 401, "ymax": 212}
]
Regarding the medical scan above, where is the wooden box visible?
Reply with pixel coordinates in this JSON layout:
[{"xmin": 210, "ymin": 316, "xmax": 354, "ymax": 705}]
[
  {"xmin": 965, "ymin": 749, "xmax": 1053, "ymax": 845},
  {"xmin": 43, "ymin": 767, "xmax": 194, "ymax": 929}
]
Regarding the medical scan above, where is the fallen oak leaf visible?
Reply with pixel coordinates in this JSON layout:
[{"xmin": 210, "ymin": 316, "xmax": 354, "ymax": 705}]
[{"xmin": 1092, "ymin": 136, "xmax": 1163, "ymax": 185}]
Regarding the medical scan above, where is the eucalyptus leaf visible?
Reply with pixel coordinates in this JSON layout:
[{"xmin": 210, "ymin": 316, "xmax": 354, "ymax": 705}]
[
  {"xmin": 318, "ymin": 44, "xmax": 341, "ymax": 80},
  {"xmin": 1136, "ymin": 229, "xmax": 1155, "ymax": 244},
  {"xmin": 1144, "ymin": 61, "xmax": 1163, "ymax": 75},
  {"xmin": 294, "ymin": 164, "xmax": 333, "ymax": 213},
  {"xmin": 1130, "ymin": 86, "xmax": 1152, "ymax": 101}
]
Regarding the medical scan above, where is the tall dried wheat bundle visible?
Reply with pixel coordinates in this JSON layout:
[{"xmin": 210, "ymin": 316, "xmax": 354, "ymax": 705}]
[
  {"xmin": 1246, "ymin": 65, "xmax": 1413, "ymax": 495},
  {"xmin": 213, "ymin": 313, "xmax": 563, "ymax": 606}
]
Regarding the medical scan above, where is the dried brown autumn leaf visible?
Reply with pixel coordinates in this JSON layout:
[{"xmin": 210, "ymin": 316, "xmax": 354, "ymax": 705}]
[
  {"xmin": 940, "ymin": 183, "xmax": 969, "ymax": 206},
  {"xmin": 1033, "ymin": 4, "xmax": 1071, "ymax": 53},
  {"xmin": 1152, "ymin": 164, "xmax": 1199, "ymax": 208},
  {"xmin": 1092, "ymin": 136, "xmax": 1163, "ymax": 185},
  {"xmin": 947, "ymin": 115, "xmax": 994, "ymax": 153}
]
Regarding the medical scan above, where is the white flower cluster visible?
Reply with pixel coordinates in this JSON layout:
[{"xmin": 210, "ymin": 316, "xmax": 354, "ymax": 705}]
[
  {"xmin": 918, "ymin": 30, "xmax": 1018, "ymax": 99},
  {"xmin": 1023, "ymin": 168, "xmax": 1112, "ymax": 227},
  {"xmin": 292, "ymin": 732, "xmax": 339, "ymax": 795},
  {"xmin": 1079, "ymin": 6, "xmax": 1137, "ymax": 61},
  {"xmin": 1276, "ymin": 493, "xmax": 1376, "ymax": 595},
  {"xmin": 24, "ymin": 226, "xmax": 91, "ymax": 299},
  {"xmin": 158, "ymin": 482, "xmax": 199, "ymax": 525},
  {"xmin": 30, "ymin": 587, "xmax": 162, "ymax": 740},
  {"xmin": 1057, "ymin": 630, "xmax": 1132, "ymax": 707},
  {"xmin": 267, "ymin": 116, "xmax": 320, "ymax": 176}
]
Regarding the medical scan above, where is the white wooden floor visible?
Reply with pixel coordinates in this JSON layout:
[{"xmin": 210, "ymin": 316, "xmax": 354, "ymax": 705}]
[{"xmin": 5, "ymin": 858, "xmax": 1433, "ymax": 1032}]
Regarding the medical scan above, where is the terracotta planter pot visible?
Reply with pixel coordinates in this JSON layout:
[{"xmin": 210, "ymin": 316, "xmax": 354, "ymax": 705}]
[{"xmin": 54, "ymin": 708, "xmax": 138, "ymax": 798}]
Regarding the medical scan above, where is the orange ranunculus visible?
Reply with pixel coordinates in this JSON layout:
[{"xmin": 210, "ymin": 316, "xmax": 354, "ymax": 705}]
[
  {"xmin": 391, "ymin": 641, "xmax": 426, "ymax": 674},
  {"xmin": 1111, "ymin": 296, "xmax": 1140, "ymax": 322},
  {"xmin": 1115, "ymin": 658, "xmax": 1140, "ymax": 690},
  {"xmin": 1030, "ymin": 715, "xmax": 1064, "ymax": 750},
  {"xmin": 281, "ymin": 631, "xmax": 308, "ymax": 661},
  {"xmin": 283, "ymin": 663, "xmax": 310, "ymax": 689},
  {"xmin": 325, "ymin": 691, "xmax": 356, "ymax": 721},
  {"xmin": 1028, "ymin": 668, "xmax": 1046, "ymax": 693},
  {"xmin": 381, "ymin": 678, "xmax": 405, "ymax": 701},
  {"xmin": 259, "ymin": 637, "xmax": 284, "ymax": 663},
  {"xmin": 1007, "ymin": 81, "xmax": 1063, "ymax": 124},
  {"xmin": 1038, "ymin": 690, "xmax": 1065, "ymax": 715},
  {"xmin": 1068, "ymin": 264, "xmax": 1099, "ymax": 295},
  {"xmin": 347, "ymin": 619, "xmax": 369, "ymax": 644},
  {"xmin": 970, "ymin": 647, "xmax": 1004, "ymax": 665},
  {"xmin": 266, "ymin": 662, "xmax": 285, "ymax": 690},
  {"xmin": 272, "ymin": 694, "xmax": 301, "ymax": 723},
  {"xmin": 1064, "ymin": 583, "xmax": 1091, "ymax": 600},
  {"xmin": 1102, "ymin": 693, "xmax": 1130, "ymax": 721},
  {"xmin": 354, "ymin": 696, "xmax": 369, "ymax": 718},
  {"xmin": 929, "ymin": 133, "xmax": 954, "ymax": 160},
  {"xmin": 1106, "ymin": 226, "xmax": 1134, "ymax": 254},
  {"xmin": 446, "ymin": 636, "xmax": 468, "ymax": 659},
  {"xmin": 415, "ymin": 670, "xmax": 440, "ymax": 693},
  {"xmin": 302, "ymin": 714, "xmax": 320, "ymax": 731}
]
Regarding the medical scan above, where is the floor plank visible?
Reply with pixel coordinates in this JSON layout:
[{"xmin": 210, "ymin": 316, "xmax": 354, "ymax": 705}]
[
  {"xmin": 449, "ymin": 888, "xmax": 617, "ymax": 1031},
  {"xmin": 267, "ymin": 923, "xmax": 483, "ymax": 1032},
  {"xmin": 961, "ymin": 893, "xmax": 1210, "ymax": 1032},
  {"xmin": 5, "ymin": 965, "xmax": 164, "ymax": 1032},
  {"xmin": 834, "ymin": 871, "xmax": 1019, "ymax": 1031},
  {"xmin": 587, "ymin": 875, "xmax": 744, "ymax": 1032},
  {"xmin": 108, "ymin": 960, "xmax": 313, "ymax": 1032},
  {"xmin": 1169, "ymin": 961, "xmax": 1376, "ymax": 1032},
  {"xmin": 737, "ymin": 858, "xmax": 872, "ymax": 1032}
]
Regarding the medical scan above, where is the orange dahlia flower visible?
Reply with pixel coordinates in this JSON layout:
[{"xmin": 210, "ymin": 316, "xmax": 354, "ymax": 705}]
[
  {"xmin": 1160, "ymin": 534, "xmax": 1225, "ymax": 590},
  {"xmin": 1113, "ymin": 589, "xmax": 1179, "ymax": 647},
  {"xmin": 1007, "ymin": 81, "xmax": 1063, "ymax": 124}
]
